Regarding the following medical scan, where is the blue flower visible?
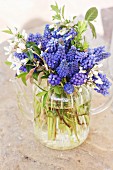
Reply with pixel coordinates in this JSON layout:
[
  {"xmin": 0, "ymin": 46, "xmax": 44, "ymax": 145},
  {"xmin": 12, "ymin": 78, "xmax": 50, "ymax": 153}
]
[
  {"xmin": 42, "ymin": 52, "xmax": 59, "ymax": 69},
  {"xmin": 89, "ymin": 46, "xmax": 111, "ymax": 62},
  {"xmin": 41, "ymin": 37, "xmax": 49, "ymax": 51},
  {"xmin": 64, "ymin": 83, "xmax": 74, "ymax": 94},
  {"xmin": 51, "ymin": 27, "xmax": 62, "ymax": 39},
  {"xmin": 46, "ymin": 38, "xmax": 58, "ymax": 53},
  {"xmin": 19, "ymin": 66, "xmax": 27, "ymax": 72},
  {"xmin": 75, "ymin": 50, "xmax": 88, "ymax": 62},
  {"xmin": 66, "ymin": 45, "xmax": 76, "ymax": 62},
  {"xmin": 54, "ymin": 44, "xmax": 66, "ymax": 61},
  {"xmin": 71, "ymin": 73, "xmax": 88, "ymax": 86},
  {"xmin": 43, "ymin": 24, "xmax": 52, "ymax": 39},
  {"xmin": 56, "ymin": 59, "xmax": 69, "ymax": 78},
  {"xmin": 80, "ymin": 54, "xmax": 96, "ymax": 70},
  {"xmin": 94, "ymin": 73, "xmax": 111, "ymax": 96},
  {"xmin": 27, "ymin": 33, "xmax": 42, "ymax": 45},
  {"xmin": 48, "ymin": 73, "xmax": 61, "ymax": 86},
  {"xmin": 14, "ymin": 52, "xmax": 28, "ymax": 60},
  {"xmin": 68, "ymin": 61, "xmax": 79, "ymax": 77},
  {"xmin": 63, "ymin": 28, "xmax": 77, "ymax": 41}
]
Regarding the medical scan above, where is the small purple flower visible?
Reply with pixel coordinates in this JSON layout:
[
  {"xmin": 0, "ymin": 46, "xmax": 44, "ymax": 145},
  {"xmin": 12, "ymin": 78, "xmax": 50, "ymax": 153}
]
[
  {"xmin": 42, "ymin": 52, "xmax": 59, "ymax": 69},
  {"xmin": 43, "ymin": 24, "xmax": 52, "ymax": 39},
  {"xmin": 68, "ymin": 61, "xmax": 79, "ymax": 77},
  {"xmin": 64, "ymin": 83, "xmax": 74, "ymax": 94},
  {"xmin": 94, "ymin": 73, "xmax": 111, "ymax": 96},
  {"xmin": 54, "ymin": 44, "xmax": 66, "ymax": 61},
  {"xmin": 56, "ymin": 59, "xmax": 69, "ymax": 78},
  {"xmin": 48, "ymin": 73, "xmax": 61, "ymax": 86},
  {"xmin": 14, "ymin": 52, "xmax": 28, "ymax": 60},
  {"xmin": 66, "ymin": 45, "xmax": 76, "ymax": 62},
  {"xmin": 80, "ymin": 54, "xmax": 96, "ymax": 70},
  {"xmin": 46, "ymin": 38, "xmax": 58, "ymax": 53},
  {"xmin": 71, "ymin": 73, "xmax": 88, "ymax": 86},
  {"xmin": 19, "ymin": 66, "xmax": 27, "ymax": 72},
  {"xmin": 27, "ymin": 33, "xmax": 42, "ymax": 45}
]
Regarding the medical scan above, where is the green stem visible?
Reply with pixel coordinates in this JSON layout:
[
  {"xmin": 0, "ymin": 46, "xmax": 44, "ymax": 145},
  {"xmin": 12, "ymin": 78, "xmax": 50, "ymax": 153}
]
[
  {"xmin": 34, "ymin": 82, "xmax": 47, "ymax": 92},
  {"xmin": 48, "ymin": 116, "xmax": 56, "ymax": 140}
]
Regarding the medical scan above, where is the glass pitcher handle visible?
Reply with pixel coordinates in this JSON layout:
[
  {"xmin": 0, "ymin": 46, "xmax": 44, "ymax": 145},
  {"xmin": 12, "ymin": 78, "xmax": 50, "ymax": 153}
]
[{"xmin": 90, "ymin": 78, "xmax": 113, "ymax": 115}]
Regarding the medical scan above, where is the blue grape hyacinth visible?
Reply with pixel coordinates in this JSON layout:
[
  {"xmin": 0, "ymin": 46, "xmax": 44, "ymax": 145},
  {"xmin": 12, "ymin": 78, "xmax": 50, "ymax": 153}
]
[
  {"xmin": 56, "ymin": 59, "xmax": 69, "ymax": 78},
  {"xmin": 68, "ymin": 61, "xmax": 79, "ymax": 77},
  {"xmin": 19, "ymin": 65, "xmax": 27, "ymax": 72},
  {"xmin": 42, "ymin": 52, "xmax": 59, "ymax": 69},
  {"xmin": 64, "ymin": 83, "xmax": 74, "ymax": 94},
  {"xmin": 27, "ymin": 33, "xmax": 42, "ymax": 45},
  {"xmin": 71, "ymin": 73, "xmax": 88, "ymax": 86},
  {"xmin": 46, "ymin": 38, "xmax": 58, "ymax": 53},
  {"xmin": 14, "ymin": 52, "xmax": 28, "ymax": 60},
  {"xmin": 43, "ymin": 24, "xmax": 52, "ymax": 39},
  {"xmin": 48, "ymin": 73, "xmax": 61, "ymax": 86},
  {"xmin": 80, "ymin": 54, "xmax": 96, "ymax": 70},
  {"xmin": 54, "ymin": 44, "xmax": 66, "ymax": 61},
  {"xmin": 94, "ymin": 73, "xmax": 111, "ymax": 96}
]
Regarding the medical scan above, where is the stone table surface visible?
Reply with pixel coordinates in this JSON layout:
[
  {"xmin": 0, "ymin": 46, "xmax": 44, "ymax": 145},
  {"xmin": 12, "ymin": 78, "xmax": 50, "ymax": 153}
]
[{"xmin": 0, "ymin": 40, "xmax": 113, "ymax": 170}]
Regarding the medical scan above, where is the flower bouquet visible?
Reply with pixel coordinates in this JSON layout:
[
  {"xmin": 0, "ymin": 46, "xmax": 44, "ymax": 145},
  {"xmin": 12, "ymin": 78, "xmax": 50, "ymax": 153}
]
[{"xmin": 4, "ymin": 3, "xmax": 111, "ymax": 150}]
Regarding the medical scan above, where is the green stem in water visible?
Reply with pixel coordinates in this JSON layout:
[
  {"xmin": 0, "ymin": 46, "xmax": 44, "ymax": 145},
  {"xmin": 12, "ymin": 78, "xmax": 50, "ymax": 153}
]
[{"xmin": 48, "ymin": 116, "xmax": 56, "ymax": 140}]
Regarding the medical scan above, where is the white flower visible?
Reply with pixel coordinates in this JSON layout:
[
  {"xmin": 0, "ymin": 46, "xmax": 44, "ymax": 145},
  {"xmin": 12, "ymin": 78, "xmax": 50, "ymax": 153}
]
[
  {"xmin": 22, "ymin": 29, "xmax": 28, "ymax": 40},
  {"xmin": 11, "ymin": 27, "xmax": 18, "ymax": 35},
  {"xmin": 14, "ymin": 37, "xmax": 20, "ymax": 43},
  {"xmin": 95, "ymin": 78, "xmax": 103, "ymax": 84},
  {"xmin": 92, "ymin": 70, "xmax": 98, "ymax": 76},
  {"xmin": 16, "ymin": 48, "xmax": 22, "ymax": 53},
  {"xmin": 18, "ymin": 42, "xmax": 26, "ymax": 50},
  {"xmin": 49, "ymin": 24, "xmax": 54, "ymax": 29},
  {"xmin": 38, "ymin": 43, "xmax": 42, "ymax": 49},
  {"xmin": 57, "ymin": 28, "xmax": 68, "ymax": 36},
  {"xmin": 65, "ymin": 35, "xmax": 72, "ymax": 40},
  {"xmin": 21, "ymin": 58, "xmax": 29, "ymax": 65},
  {"xmin": 79, "ymin": 67, "xmax": 86, "ymax": 73}
]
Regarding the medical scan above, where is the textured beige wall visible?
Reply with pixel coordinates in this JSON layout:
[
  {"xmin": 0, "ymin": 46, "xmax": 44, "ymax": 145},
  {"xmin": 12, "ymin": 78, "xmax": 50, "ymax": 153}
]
[{"xmin": 0, "ymin": 0, "xmax": 113, "ymax": 42}]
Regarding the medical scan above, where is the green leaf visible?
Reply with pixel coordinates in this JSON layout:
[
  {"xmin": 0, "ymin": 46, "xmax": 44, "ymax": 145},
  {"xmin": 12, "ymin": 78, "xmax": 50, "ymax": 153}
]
[
  {"xmin": 51, "ymin": 2, "xmax": 60, "ymax": 13},
  {"xmin": 26, "ymin": 42, "xmax": 35, "ymax": 48},
  {"xmin": 2, "ymin": 29, "xmax": 12, "ymax": 34},
  {"xmin": 88, "ymin": 22, "xmax": 97, "ymax": 38},
  {"xmin": 43, "ymin": 92, "xmax": 48, "ymax": 107},
  {"xmin": 83, "ymin": 40, "xmax": 89, "ymax": 50},
  {"xmin": 73, "ymin": 16, "xmax": 77, "ymax": 20},
  {"xmin": 78, "ymin": 21, "xmax": 87, "ymax": 33},
  {"xmin": 5, "ymin": 61, "xmax": 12, "ymax": 66},
  {"xmin": 52, "ymin": 14, "xmax": 61, "ymax": 20},
  {"xmin": 53, "ymin": 86, "xmax": 63, "ymax": 95},
  {"xmin": 32, "ymin": 45, "xmax": 41, "ymax": 55},
  {"xmin": 17, "ymin": 33, "xmax": 22, "ymax": 38},
  {"xmin": 41, "ymin": 75, "xmax": 49, "ymax": 79},
  {"xmin": 85, "ymin": 7, "xmax": 98, "ymax": 21},
  {"xmin": 62, "ymin": 5, "xmax": 65, "ymax": 19},
  {"xmin": 26, "ymin": 50, "xmax": 34, "ymax": 61},
  {"xmin": 36, "ymin": 91, "xmax": 47, "ymax": 97},
  {"xmin": 17, "ymin": 72, "xmax": 27, "ymax": 86},
  {"xmin": 33, "ymin": 72, "xmax": 39, "ymax": 80}
]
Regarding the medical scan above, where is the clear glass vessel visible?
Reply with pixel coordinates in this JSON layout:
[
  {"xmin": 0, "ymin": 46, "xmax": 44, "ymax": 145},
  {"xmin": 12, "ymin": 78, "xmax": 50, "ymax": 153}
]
[
  {"xmin": 11, "ymin": 77, "xmax": 113, "ymax": 150},
  {"xmin": 33, "ymin": 81, "xmax": 91, "ymax": 150}
]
